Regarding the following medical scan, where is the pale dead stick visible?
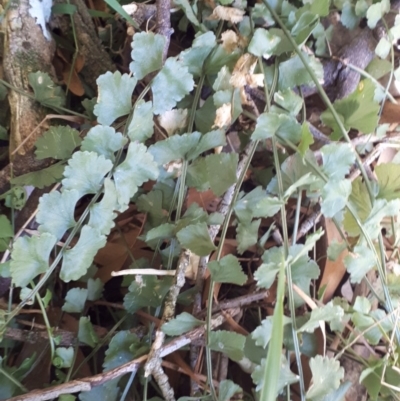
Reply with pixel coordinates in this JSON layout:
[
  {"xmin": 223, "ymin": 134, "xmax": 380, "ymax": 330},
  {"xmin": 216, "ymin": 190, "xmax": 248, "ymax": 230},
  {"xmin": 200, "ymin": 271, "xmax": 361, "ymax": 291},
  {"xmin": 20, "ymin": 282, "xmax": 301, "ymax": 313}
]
[{"xmin": 112, "ymin": 268, "xmax": 176, "ymax": 276}]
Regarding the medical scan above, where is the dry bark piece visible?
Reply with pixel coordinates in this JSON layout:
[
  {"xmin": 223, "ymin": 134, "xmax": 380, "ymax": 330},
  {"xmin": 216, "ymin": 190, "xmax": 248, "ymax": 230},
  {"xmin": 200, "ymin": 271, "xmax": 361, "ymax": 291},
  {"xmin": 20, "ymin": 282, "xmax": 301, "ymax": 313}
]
[
  {"xmin": 2, "ymin": 0, "xmax": 57, "ymax": 156},
  {"xmin": 51, "ymin": 0, "xmax": 115, "ymax": 92}
]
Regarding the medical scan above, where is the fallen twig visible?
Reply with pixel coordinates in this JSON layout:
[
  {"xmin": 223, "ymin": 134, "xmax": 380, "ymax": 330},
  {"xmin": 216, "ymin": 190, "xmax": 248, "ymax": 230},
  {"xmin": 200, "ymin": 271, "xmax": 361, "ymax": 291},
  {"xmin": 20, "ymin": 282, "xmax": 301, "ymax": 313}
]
[{"xmin": 7, "ymin": 308, "xmax": 240, "ymax": 401}]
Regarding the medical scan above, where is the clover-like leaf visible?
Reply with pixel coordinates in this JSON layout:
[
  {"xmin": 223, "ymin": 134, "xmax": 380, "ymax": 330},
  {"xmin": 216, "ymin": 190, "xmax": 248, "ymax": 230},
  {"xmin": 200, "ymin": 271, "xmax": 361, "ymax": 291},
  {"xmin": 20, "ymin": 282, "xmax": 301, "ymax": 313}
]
[
  {"xmin": 151, "ymin": 57, "xmax": 194, "ymax": 115},
  {"xmin": 62, "ymin": 288, "xmax": 88, "ymax": 313},
  {"xmin": 35, "ymin": 126, "xmax": 81, "ymax": 160},
  {"xmin": 252, "ymin": 355, "xmax": 298, "ymax": 394},
  {"xmin": 186, "ymin": 129, "xmax": 226, "ymax": 161},
  {"xmin": 62, "ymin": 151, "xmax": 113, "ymax": 197},
  {"xmin": 176, "ymin": 222, "xmax": 216, "ymax": 256},
  {"xmin": 181, "ymin": 32, "xmax": 216, "ymax": 77},
  {"xmin": 251, "ymin": 318, "xmax": 273, "ymax": 348},
  {"xmin": 321, "ymin": 179, "xmax": 352, "ymax": 218},
  {"xmin": 375, "ymin": 163, "xmax": 400, "ymax": 201},
  {"xmin": 306, "ymin": 355, "xmax": 344, "ymax": 400},
  {"xmin": 60, "ymin": 225, "xmax": 106, "ymax": 282},
  {"xmin": 94, "ymin": 71, "xmax": 137, "ymax": 125},
  {"xmin": 254, "ymin": 247, "xmax": 284, "ymax": 289},
  {"xmin": 344, "ymin": 244, "xmax": 376, "ymax": 283},
  {"xmin": 113, "ymin": 142, "xmax": 159, "ymax": 210},
  {"xmin": 103, "ymin": 331, "xmax": 140, "ymax": 371},
  {"xmin": 78, "ymin": 316, "xmax": 99, "ymax": 347},
  {"xmin": 206, "ymin": 152, "xmax": 238, "ymax": 197},
  {"xmin": 81, "ymin": 125, "xmax": 127, "ymax": 162},
  {"xmin": 236, "ymin": 219, "xmax": 261, "ymax": 254},
  {"xmin": 127, "ymin": 100, "xmax": 154, "ymax": 142},
  {"xmin": 248, "ymin": 28, "xmax": 281, "ymax": 57},
  {"xmin": 208, "ymin": 330, "xmax": 245, "ymax": 361},
  {"xmin": 149, "ymin": 132, "xmax": 201, "ymax": 165},
  {"xmin": 321, "ymin": 79, "xmax": 380, "ymax": 137},
  {"xmin": 130, "ymin": 32, "xmax": 165, "ymax": 79},
  {"xmin": 208, "ymin": 255, "xmax": 247, "ymax": 285},
  {"xmin": 88, "ymin": 178, "xmax": 118, "ymax": 235},
  {"xmin": 28, "ymin": 71, "xmax": 66, "ymax": 110},
  {"xmin": 161, "ymin": 312, "xmax": 204, "ymax": 336},
  {"xmin": 298, "ymin": 303, "xmax": 345, "ymax": 333},
  {"xmin": 10, "ymin": 233, "xmax": 57, "ymax": 288},
  {"xmin": 37, "ymin": 189, "xmax": 80, "ymax": 240},
  {"xmin": 278, "ymin": 54, "xmax": 323, "ymax": 90},
  {"xmin": 321, "ymin": 143, "xmax": 355, "ymax": 180},
  {"xmin": 218, "ymin": 380, "xmax": 242, "ymax": 401},
  {"xmin": 124, "ymin": 276, "xmax": 173, "ymax": 313},
  {"xmin": 53, "ymin": 347, "xmax": 74, "ymax": 368},
  {"xmin": 87, "ymin": 278, "xmax": 104, "ymax": 302},
  {"xmin": 11, "ymin": 163, "xmax": 65, "ymax": 189}
]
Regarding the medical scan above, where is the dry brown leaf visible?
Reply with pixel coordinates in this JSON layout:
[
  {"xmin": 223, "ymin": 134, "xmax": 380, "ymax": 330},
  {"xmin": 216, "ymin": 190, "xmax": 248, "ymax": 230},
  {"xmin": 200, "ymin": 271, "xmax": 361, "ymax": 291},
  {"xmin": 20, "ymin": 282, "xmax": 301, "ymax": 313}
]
[
  {"xmin": 319, "ymin": 218, "xmax": 348, "ymax": 302},
  {"xmin": 208, "ymin": 5, "xmax": 245, "ymax": 24},
  {"xmin": 213, "ymin": 103, "xmax": 232, "ymax": 128},
  {"xmin": 380, "ymin": 101, "xmax": 400, "ymax": 125},
  {"xmin": 221, "ymin": 30, "xmax": 239, "ymax": 53}
]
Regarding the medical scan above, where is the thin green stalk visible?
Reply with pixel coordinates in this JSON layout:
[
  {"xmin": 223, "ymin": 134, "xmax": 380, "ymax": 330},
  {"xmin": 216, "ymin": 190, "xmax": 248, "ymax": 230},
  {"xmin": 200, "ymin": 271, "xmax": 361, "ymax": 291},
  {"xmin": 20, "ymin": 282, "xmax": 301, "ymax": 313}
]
[
  {"xmin": 34, "ymin": 286, "xmax": 55, "ymax": 361},
  {"xmin": 259, "ymin": 55, "xmax": 305, "ymax": 399},
  {"xmin": 120, "ymin": 370, "xmax": 136, "ymax": 401},
  {"xmin": 271, "ymin": 135, "xmax": 305, "ymax": 400},
  {"xmin": 292, "ymin": 189, "xmax": 303, "ymax": 246},
  {"xmin": 0, "ymin": 366, "xmax": 28, "ymax": 393},
  {"xmin": 205, "ymin": 141, "xmax": 259, "ymax": 400},
  {"xmin": 262, "ymin": 2, "xmax": 374, "ymax": 199},
  {"xmin": 259, "ymin": 251, "xmax": 285, "ymax": 401}
]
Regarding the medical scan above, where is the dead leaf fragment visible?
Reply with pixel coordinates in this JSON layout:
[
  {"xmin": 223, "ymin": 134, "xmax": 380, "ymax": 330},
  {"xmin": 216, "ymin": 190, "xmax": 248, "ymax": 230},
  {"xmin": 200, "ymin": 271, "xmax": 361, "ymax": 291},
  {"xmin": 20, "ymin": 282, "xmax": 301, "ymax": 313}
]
[
  {"xmin": 158, "ymin": 109, "xmax": 188, "ymax": 136},
  {"xmin": 213, "ymin": 103, "xmax": 232, "ymax": 128},
  {"xmin": 208, "ymin": 6, "xmax": 245, "ymax": 24},
  {"xmin": 221, "ymin": 30, "xmax": 239, "ymax": 52},
  {"xmin": 229, "ymin": 53, "xmax": 263, "ymax": 89}
]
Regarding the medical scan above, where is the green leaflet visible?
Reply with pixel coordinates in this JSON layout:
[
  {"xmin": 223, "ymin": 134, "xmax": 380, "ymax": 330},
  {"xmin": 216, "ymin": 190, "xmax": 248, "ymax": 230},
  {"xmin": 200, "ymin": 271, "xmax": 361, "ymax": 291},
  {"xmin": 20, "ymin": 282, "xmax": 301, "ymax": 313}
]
[
  {"xmin": 81, "ymin": 125, "xmax": 127, "ymax": 162},
  {"xmin": 151, "ymin": 58, "xmax": 195, "ymax": 115},
  {"xmin": 208, "ymin": 330, "xmax": 246, "ymax": 361},
  {"xmin": 208, "ymin": 255, "xmax": 247, "ymax": 285},
  {"xmin": 306, "ymin": 356, "xmax": 344, "ymax": 400},
  {"xmin": 78, "ymin": 317, "xmax": 99, "ymax": 347},
  {"xmin": 62, "ymin": 288, "xmax": 88, "ymax": 313},
  {"xmin": 113, "ymin": 142, "xmax": 159, "ymax": 210},
  {"xmin": 60, "ymin": 225, "xmax": 106, "ymax": 282},
  {"xmin": 35, "ymin": 126, "xmax": 81, "ymax": 160},
  {"xmin": 28, "ymin": 71, "xmax": 66, "ymax": 110},
  {"xmin": 62, "ymin": 151, "xmax": 113, "ymax": 197},
  {"xmin": 176, "ymin": 222, "xmax": 216, "ymax": 256},
  {"xmin": 10, "ymin": 233, "xmax": 57, "ymax": 288},
  {"xmin": 94, "ymin": 71, "xmax": 137, "ymax": 125},
  {"xmin": 127, "ymin": 100, "xmax": 154, "ymax": 142},
  {"xmin": 37, "ymin": 189, "xmax": 80, "ymax": 240},
  {"xmin": 161, "ymin": 312, "xmax": 204, "ymax": 336},
  {"xmin": 130, "ymin": 32, "xmax": 165, "ymax": 79}
]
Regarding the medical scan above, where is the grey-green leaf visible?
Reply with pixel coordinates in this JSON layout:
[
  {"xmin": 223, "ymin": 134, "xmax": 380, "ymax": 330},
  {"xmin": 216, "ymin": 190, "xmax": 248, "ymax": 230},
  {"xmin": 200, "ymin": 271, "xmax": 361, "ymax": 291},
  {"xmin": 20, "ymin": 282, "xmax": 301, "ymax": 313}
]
[
  {"xmin": 11, "ymin": 233, "xmax": 57, "ymax": 288},
  {"xmin": 130, "ymin": 32, "xmax": 166, "ymax": 79},
  {"xmin": 94, "ymin": 71, "xmax": 137, "ymax": 125},
  {"xmin": 176, "ymin": 222, "xmax": 216, "ymax": 256},
  {"xmin": 151, "ymin": 58, "xmax": 195, "ymax": 115},
  {"xmin": 208, "ymin": 254, "xmax": 247, "ymax": 285},
  {"xmin": 161, "ymin": 312, "xmax": 204, "ymax": 336},
  {"xmin": 81, "ymin": 125, "xmax": 127, "ymax": 162}
]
